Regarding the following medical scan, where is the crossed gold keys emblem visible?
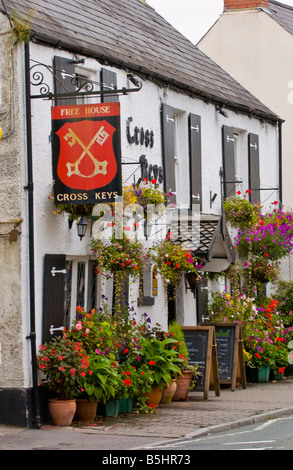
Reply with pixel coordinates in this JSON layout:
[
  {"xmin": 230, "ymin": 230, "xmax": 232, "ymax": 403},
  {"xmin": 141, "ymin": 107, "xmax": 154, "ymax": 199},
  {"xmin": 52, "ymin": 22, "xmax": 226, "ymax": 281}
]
[{"xmin": 63, "ymin": 125, "xmax": 109, "ymax": 178}]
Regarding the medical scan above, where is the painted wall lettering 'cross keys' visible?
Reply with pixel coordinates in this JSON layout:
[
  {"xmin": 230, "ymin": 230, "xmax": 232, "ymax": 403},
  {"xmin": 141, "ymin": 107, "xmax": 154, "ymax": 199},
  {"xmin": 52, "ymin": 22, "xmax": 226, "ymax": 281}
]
[{"xmin": 64, "ymin": 127, "xmax": 109, "ymax": 178}]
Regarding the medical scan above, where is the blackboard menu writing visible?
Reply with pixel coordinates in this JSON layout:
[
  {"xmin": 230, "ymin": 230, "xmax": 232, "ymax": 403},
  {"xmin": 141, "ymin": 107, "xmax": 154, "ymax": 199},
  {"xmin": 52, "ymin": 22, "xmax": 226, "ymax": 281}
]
[
  {"xmin": 183, "ymin": 329, "xmax": 209, "ymax": 388},
  {"xmin": 215, "ymin": 326, "xmax": 235, "ymax": 381}
]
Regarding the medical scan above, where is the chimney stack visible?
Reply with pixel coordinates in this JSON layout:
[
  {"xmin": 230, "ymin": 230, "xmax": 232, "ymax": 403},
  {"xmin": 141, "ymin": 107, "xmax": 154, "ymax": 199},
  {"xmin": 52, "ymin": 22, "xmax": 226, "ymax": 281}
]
[{"xmin": 224, "ymin": 1, "xmax": 269, "ymax": 10}]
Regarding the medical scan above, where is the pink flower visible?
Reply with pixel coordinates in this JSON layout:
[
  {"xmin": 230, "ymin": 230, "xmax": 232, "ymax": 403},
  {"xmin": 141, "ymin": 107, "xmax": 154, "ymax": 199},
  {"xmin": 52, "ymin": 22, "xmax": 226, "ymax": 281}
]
[{"xmin": 75, "ymin": 322, "xmax": 83, "ymax": 331}]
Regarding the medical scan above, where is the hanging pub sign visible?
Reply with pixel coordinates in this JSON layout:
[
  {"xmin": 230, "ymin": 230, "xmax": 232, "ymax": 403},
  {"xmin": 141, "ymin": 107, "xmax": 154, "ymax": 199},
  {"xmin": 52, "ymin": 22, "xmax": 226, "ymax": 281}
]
[{"xmin": 51, "ymin": 103, "xmax": 122, "ymax": 204}]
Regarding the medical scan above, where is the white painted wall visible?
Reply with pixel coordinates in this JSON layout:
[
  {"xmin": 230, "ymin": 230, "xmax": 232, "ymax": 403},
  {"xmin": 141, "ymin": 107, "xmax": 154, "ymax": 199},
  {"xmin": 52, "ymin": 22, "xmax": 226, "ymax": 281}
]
[{"xmin": 0, "ymin": 33, "xmax": 280, "ymax": 388}]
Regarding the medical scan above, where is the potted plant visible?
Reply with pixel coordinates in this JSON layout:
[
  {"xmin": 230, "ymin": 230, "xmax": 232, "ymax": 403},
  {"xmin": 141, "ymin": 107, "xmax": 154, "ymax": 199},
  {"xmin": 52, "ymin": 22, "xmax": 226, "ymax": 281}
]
[
  {"xmin": 78, "ymin": 353, "xmax": 124, "ymax": 418},
  {"xmin": 137, "ymin": 336, "xmax": 182, "ymax": 407},
  {"xmin": 37, "ymin": 337, "xmax": 89, "ymax": 425},
  {"xmin": 118, "ymin": 363, "xmax": 154, "ymax": 413},
  {"xmin": 167, "ymin": 321, "xmax": 192, "ymax": 400},
  {"xmin": 76, "ymin": 353, "xmax": 121, "ymax": 421}
]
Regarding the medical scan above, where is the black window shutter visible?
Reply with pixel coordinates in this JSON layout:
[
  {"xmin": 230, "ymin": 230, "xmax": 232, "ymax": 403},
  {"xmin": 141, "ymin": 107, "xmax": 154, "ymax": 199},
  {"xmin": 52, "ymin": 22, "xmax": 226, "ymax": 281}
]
[
  {"xmin": 248, "ymin": 133, "xmax": 260, "ymax": 203},
  {"xmin": 53, "ymin": 56, "xmax": 76, "ymax": 106},
  {"xmin": 161, "ymin": 103, "xmax": 176, "ymax": 205},
  {"xmin": 189, "ymin": 114, "xmax": 202, "ymax": 210},
  {"xmin": 100, "ymin": 68, "xmax": 118, "ymax": 103},
  {"xmin": 222, "ymin": 125, "xmax": 236, "ymax": 198},
  {"xmin": 42, "ymin": 254, "xmax": 66, "ymax": 343}
]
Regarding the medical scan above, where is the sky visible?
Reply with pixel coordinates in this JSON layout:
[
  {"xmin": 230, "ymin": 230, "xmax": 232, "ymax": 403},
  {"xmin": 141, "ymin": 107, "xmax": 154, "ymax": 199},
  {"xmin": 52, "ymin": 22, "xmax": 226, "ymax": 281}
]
[{"xmin": 146, "ymin": 0, "xmax": 293, "ymax": 44}]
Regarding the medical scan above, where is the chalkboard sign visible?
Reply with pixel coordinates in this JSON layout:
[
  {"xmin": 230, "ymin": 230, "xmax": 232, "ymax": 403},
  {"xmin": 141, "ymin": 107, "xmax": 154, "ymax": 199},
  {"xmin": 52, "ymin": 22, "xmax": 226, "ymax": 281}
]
[
  {"xmin": 200, "ymin": 323, "xmax": 246, "ymax": 391},
  {"xmin": 182, "ymin": 326, "xmax": 220, "ymax": 399},
  {"xmin": 215, "ymin": 325, "xmax": 235, "ymax": 381}
]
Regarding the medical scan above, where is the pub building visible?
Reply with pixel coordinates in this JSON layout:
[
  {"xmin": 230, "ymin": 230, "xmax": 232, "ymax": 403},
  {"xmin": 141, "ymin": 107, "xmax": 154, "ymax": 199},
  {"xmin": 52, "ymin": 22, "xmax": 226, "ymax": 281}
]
[{"xmin": 0, "ymin": 0, "xmax": 282, "ymax": 427}]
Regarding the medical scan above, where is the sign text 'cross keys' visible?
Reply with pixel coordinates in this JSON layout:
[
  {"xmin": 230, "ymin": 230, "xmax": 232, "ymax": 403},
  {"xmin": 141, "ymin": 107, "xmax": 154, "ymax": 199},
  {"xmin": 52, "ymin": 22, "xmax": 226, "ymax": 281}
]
[{"xmin": 63, "ymin": 126, "xmax": 109, "ymax": 178}]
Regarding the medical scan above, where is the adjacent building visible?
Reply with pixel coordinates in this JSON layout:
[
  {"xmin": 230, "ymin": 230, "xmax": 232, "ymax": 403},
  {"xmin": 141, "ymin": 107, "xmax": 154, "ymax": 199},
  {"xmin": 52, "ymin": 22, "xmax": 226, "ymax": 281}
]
[{"xmin": 198, "ymin": 0, "xmax": 293, "ymax": 210}]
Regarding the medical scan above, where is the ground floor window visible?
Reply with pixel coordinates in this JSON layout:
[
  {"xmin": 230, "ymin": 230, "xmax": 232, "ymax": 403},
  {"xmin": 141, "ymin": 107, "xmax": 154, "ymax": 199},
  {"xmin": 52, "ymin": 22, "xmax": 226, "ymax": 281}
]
[{"xmin": 64, "ymin": 257, "xmax": 97, "ymax": 328}]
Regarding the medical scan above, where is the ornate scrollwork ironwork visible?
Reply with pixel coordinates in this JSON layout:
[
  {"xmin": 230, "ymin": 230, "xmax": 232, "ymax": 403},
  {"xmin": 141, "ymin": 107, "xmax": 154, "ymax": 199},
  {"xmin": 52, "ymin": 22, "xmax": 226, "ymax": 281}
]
[
  {"xmin": 29, "ymin": 59, "xmax": 142, "ymax": 100},
  {"xmin": 30, "ymin": 61, "xmax": 52, "ymax": 97}
]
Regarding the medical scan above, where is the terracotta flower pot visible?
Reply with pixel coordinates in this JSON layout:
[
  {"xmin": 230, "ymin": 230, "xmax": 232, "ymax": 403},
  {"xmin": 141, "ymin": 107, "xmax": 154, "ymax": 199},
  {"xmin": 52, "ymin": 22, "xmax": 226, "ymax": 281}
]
[
  {"xmin": 173, "ymin": 370, "xmax": 192, "ymax": 401},
  {"xmin": 160, "ymin": 380, "xmax": 177, "ymax": 404},
  {"xmin": 144, "ymin": 386, "xmax": 162, "ymax": 408},
  {"xmin": 48, "ymin": 399, "xmax": 76, "ymax": 426},
  {"xmin": 75, "ymin": 399, "xmax": 98, "ymax": 422}
]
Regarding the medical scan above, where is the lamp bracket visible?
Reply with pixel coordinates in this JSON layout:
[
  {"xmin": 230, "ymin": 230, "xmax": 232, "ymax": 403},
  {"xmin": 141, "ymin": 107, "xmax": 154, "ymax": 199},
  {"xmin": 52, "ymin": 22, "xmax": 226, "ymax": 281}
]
[{"xmin": 29, "ymin": 59, "xmax": 142, "ymax": 100}]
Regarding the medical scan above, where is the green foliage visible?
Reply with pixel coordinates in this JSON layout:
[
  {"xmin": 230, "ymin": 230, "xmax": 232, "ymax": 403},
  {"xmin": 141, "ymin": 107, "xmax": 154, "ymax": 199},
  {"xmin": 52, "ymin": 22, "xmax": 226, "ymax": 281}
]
[
  {"xmin": 138, "ymin": 336, "xmax": 182, "ymax": 389},
  {"xmin": 207, "ymin": 290, "xmax": 257, "ymax": 324},
  {"xmin": 224, "ymin": 194, "xmax": 260, "ymax": 229},
  {"xmin": 118, "ymin": 364, "xmax": 154, "ymax": 400},
  {"xmin": 78, "ymin": 355, "xmax": 120, "ymax": 403},
  {"xmin": 10, "ymin": 10, "xmax": 34, "ymax": 44},
  {"xmin": 91, "ymin": 235, "xmax": 148, "ymax": 278},
  {"xmin": 151, "ymin": 240, "xmax": 202, "ymax": 288},
  {"xmin": 168, "ymin": 320, "xmax": 189, "ymax": 369},
  {"xmin": 37, "ymin": 337, "xmax": 89, "ymax": 400},
  {"xmin": 64, "ymin": 306, "xmax": 117, "ymax": 358}
]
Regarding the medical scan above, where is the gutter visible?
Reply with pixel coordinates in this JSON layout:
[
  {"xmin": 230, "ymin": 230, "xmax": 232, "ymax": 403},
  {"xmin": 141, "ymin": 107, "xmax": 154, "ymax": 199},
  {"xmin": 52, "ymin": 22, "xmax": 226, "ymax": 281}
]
[{"xmin": 24, "ymin": 40, "xmax": 41, "ymax": 429}]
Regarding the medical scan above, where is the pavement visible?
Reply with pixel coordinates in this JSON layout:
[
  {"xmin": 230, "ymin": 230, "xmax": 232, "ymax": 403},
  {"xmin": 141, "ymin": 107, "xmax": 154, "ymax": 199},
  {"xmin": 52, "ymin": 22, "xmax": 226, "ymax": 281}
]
[{"xmin": 1, "ymin": 376, "xmax": 293, "ymax": 450}]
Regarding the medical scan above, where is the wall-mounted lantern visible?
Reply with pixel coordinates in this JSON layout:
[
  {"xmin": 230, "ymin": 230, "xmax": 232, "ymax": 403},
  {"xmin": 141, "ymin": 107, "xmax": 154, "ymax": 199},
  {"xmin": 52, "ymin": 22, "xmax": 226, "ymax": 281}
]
[{"xmin": 76, "ymin": 217, "xmax": 87, "ymax": 241}]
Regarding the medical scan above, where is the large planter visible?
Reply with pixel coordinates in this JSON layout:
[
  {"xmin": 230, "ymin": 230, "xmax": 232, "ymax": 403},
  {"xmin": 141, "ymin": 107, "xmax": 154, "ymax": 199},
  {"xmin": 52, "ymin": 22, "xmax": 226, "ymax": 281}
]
[
  {"xmin": 119, "ymin": 397, "xmax": 133, "ymax": 414},
  {"xmin": 48, "ymin": 399, "xmax": 76, "ymax": 426},
  {"xmin": 75, "ymin": 399, "xmax": 98, "ymax": 422},
  {"xmin": 246, "ymin": 365, "xmax": 270, "ymax": 383},
  {"xmin": 97, "ymin": 398, "xmax": 120, "ymax": 417},
  {"xmin": 160, "ymin": 380, "xmax": 177, "ymax": 404},
  {"xmin": 173, "ymin": 370, "xmax": 192, "ymax": 401},
  {"xmin": 144, "ymin": 386, "xmax": 162, "ymax": 408}
]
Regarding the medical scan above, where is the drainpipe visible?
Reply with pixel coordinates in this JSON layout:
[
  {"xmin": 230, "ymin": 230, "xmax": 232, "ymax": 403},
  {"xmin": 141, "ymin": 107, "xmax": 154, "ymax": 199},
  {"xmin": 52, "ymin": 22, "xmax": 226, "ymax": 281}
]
[
  {"xmin": 24, "ymin": 40, "xmax": 41, "ymax": 429},
  {"xmin": 278, "ymin": 120, "xmax": 283, "ymax": 206}
]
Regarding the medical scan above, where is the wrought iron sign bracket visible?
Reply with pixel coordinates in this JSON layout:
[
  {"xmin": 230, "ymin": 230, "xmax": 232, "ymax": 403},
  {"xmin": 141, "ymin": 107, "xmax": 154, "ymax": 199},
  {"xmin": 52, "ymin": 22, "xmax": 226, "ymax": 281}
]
[{"xmin": 29, "ymin": 60, "xmax": 142, "ymax": 100}]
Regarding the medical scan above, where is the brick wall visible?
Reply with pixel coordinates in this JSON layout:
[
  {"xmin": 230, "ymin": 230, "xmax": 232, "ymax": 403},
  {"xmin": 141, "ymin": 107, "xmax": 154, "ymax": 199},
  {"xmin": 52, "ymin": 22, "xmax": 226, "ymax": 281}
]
[{"xmin": 224, "ymin": 0, "xmax": 269, "ymax": 10}]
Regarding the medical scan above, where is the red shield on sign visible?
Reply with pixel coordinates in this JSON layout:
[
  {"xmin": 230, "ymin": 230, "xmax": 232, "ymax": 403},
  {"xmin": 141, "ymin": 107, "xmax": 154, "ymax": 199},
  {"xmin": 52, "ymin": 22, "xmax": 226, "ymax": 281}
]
[{"xmin": 56, "ymin": 120, "xmax": 117, "ymax": 190}]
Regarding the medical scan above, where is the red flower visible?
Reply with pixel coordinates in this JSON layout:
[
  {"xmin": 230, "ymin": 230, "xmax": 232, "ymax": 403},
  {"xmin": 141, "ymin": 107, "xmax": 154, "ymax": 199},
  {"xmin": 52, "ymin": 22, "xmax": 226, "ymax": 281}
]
[
  {"xmin": 149, "ymin": 360, "xmax": 156, "ymax": 366},
  {"xmin": 124, "ymin": 379, "xmax": 131, "ymax": 386},
  {"xmin": 151, "ymin": 179, "xmax": 157, "ymax": 184},
  {"xmin": 246, "ymin": 189, "xmax": 252, "ymax": 194},
  {"xmin": 237, "ymin": 191, "xmax": 241, "ymax": 195}
]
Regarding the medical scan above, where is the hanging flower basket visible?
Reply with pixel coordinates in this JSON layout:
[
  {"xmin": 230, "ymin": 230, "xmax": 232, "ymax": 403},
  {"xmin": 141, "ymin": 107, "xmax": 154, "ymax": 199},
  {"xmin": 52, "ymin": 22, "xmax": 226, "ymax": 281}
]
[
  {"xmin": 91, "ymin": 235, "xmax": 148, "ymax": 278},
  {"xmin": 122, "ymin": 180, "xmax": 170, "ymax": 221},
  {"xmin": 151, "ymin": 240, "xmax": 202, "ymax": 289},
  {"xmin": 223, "ymin": 192, "xmax": 261, "ymax": 229}
]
